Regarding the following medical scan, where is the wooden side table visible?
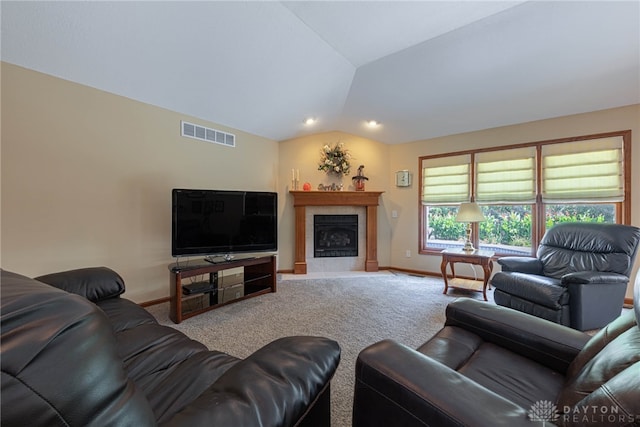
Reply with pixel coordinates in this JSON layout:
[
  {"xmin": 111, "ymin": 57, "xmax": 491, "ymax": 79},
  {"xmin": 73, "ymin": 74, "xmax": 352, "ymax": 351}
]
[{"xmin": 440, "ymin": 248, "xmax": 494, "ymax": 301}]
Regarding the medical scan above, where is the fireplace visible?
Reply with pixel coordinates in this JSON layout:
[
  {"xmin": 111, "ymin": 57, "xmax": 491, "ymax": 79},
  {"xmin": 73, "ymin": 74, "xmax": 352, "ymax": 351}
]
[
  {"xmin": 289, "ymin": 191, "xmax": 383, "ymax": 274},
  {"xmin": 314, "ymin": 215, "xmax": 358, "ymax": 258}
]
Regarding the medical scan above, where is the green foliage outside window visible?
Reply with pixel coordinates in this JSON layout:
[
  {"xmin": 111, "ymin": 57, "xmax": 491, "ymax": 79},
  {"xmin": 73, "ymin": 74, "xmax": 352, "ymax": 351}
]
[
  {"xmin": 426, "ymin": 207, "xmax": 465, "ymax": 240},
  {"xmin": 428, "ymin": 204, "xmax": 614, "ymax": 247},
  {"xmin": 544, "ymin": 205, "xmax": 612, "ymax": 229},
  {"xmin": 480, "ymin": 207, "xmax": 531, "ymax": 247}
]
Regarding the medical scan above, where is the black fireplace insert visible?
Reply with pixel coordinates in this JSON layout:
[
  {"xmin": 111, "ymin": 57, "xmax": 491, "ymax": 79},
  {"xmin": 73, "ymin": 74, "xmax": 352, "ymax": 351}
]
[{"xmin": 313, "ymin": 214, "xmax": 358, "ymax": 258}]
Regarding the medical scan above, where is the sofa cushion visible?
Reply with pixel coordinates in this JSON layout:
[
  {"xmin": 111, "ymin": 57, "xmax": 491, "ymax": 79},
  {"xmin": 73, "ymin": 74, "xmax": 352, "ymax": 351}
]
[
  {"xmin": 417, "ymin": 325, "xmax": 484, "ymax": 369},
  {"xmin": 98, "ymin": 296, "xmax": 159, "ymax": 331},
  {"xmin": 458, "ymin": 342, "xmax": 564, "ymax": 409},
  {"xmin": 494, "ymin": 290, "xmax": 570, "ymax": 326},
  {"xmin": 163, "ymin": 336, "xmax": 340, "ymax": 427},
  {"xmin": 97, "ymin": 296, "xmax": 240, "ymax": 423},
  {"xmin": 0, "ymin": 270, "xmax": 156, "ymax": 427},
  {"xmin": 492, "ymin": 271, "xmax": 567, "ymax": 307},
  {"xmin": 419, "ymin": 325, "xmax": 564, "ymax": 410}
]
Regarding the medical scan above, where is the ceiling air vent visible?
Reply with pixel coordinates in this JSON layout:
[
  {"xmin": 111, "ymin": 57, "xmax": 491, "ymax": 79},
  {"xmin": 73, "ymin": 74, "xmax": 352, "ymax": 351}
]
[{"xmin": 181, "ymin": 120, "xmax": 235, "ymax": 147}]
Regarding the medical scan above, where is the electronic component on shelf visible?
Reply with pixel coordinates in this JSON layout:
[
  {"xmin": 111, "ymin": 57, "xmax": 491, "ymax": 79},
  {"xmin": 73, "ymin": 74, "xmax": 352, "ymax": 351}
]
[{"xmin": 182, "ymin": 282, "xmax": 217, "ymax": 295}]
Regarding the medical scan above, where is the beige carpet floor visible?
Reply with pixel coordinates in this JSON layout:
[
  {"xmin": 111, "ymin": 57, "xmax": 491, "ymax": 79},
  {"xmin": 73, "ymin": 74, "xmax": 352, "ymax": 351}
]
[{"xmin": 146, "ymin": 271, "xmax": 494, "ymax": 427}]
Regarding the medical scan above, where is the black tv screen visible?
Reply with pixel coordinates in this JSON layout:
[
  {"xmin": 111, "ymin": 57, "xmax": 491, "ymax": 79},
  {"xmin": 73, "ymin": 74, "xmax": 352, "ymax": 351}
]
[{"xmin": 172, "ymin": 189, "xmax": 277, "ymax": 257}]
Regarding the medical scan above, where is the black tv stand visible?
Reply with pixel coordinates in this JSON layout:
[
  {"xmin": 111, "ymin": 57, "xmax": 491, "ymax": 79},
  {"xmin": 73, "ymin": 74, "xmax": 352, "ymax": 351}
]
[{"xmin": 169, "ymin": 255, "xmax": 276, "ymax": 323}]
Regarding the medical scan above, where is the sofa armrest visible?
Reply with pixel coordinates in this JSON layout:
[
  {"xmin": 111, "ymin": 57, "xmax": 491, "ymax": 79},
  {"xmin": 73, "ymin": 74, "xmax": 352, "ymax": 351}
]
[
  {"xmin": 563, "ymin": 272, "xmax": 629, "ymax": 331},
  {"xmin": 353, "ymin": 339, "xmax": 535, "ymax": 427},
  {"xmin": 161, "ymin": 336, "xmax": 340, "ymax": 427},
  {"xmin": 561, "ymin": 271, "xmax": 629, "ymax": 285},
  {"xmin": 35, "ymin": 267, "xmax": 125, "ymax": 303},
  {"xmin": 445, "ymin": 298, "xmax": 589, "ymax": 373},
  {"xmin": 497, "ymin": 256, "xmax": 543, "ymax": 274}
]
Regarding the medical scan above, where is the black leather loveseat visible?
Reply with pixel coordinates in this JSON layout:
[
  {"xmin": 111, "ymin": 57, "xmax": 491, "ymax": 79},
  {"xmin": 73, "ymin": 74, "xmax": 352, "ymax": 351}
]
[
  {"xmin": 353, "ymin": 277, "xmax": 640, "ymax": 426},
  {"xmin": 1, "ymin": 267, "xmax": 340, "ymax": 427}
]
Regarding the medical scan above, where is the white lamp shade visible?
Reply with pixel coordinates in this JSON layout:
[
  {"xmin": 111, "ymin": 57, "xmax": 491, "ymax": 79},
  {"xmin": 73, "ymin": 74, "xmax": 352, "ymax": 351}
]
[{"xmin": 455, "ymin": 202, "xmax": 485, "ymax": 223}]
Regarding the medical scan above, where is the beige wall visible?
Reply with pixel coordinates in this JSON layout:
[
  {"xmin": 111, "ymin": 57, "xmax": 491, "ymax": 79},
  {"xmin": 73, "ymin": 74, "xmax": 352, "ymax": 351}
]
[
  {"xmin": 278, "ymin": 131, "xmax": 392, "ymax": 271},
  {"xmin": 387, "ymin": 104, "xmax": 640, "ymax": 298},
  {"xmin": 1, "ymin": 63, "xmax": 279, "ymax": 302},
  {"xmin": 3, "ymin": 62, "xmax": 639, "ymax": 301}
]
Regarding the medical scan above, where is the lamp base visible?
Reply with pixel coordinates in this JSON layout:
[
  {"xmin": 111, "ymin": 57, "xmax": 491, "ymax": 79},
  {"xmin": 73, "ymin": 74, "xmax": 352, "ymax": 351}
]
[
  {"xmin": 462, "ymin": 223, "xmax": 475, "ymax": 252},
  {"xmin": 462, "ymin": 241, "xmax": 476, "ymax": 252}
]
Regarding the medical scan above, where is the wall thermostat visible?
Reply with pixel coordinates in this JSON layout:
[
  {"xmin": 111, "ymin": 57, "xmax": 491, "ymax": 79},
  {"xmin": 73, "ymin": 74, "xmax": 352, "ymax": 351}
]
[{"xmin": 395, "ymin": 170, "xmax": 411, "ymax": 187}]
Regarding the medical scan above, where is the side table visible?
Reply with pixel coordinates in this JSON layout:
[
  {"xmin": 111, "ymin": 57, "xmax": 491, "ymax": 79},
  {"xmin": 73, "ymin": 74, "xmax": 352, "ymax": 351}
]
[{"xmin": 440, "ymin": 248, "xmax": 494, "ymax": 301}]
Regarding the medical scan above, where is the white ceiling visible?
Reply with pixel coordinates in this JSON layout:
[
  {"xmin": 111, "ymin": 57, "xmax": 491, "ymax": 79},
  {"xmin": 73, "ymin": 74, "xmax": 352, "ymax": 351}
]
[{"xmin": 2, "ymin": 1, "xmax": 639, "ymax": 144}]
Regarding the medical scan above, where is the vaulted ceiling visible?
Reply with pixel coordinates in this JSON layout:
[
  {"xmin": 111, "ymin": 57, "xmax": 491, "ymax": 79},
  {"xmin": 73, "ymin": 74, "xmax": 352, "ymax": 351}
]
[{"xmin": 2, "ymin": 1, "xmax": 639, "ymax": 144}]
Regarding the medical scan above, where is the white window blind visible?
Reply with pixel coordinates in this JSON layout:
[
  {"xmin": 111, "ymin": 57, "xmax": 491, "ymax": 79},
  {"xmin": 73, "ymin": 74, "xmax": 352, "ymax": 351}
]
[
  {"xmin": 542, "ymin": 137, "xmax": 623, "ymax": 203},
  {"xmin": 421, "ymin": 155, "xmax": 470, "ymax": 204},
  {"xmin": 476, "ymin": 147, "xmax": 536, "ymax": 203}
]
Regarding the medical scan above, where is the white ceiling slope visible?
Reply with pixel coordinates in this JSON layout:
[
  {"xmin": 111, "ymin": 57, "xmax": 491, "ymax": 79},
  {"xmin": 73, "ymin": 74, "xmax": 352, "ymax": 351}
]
[{"xmin": 2, "ymin": 1, "xmax": 639, "ymax": 145}]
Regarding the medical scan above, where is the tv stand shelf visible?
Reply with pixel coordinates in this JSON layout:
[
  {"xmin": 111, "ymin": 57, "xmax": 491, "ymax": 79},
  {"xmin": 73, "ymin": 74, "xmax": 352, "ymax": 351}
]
[{"xmin": 169, "ymin": 255, "xmax": 276, "ymax": 324}]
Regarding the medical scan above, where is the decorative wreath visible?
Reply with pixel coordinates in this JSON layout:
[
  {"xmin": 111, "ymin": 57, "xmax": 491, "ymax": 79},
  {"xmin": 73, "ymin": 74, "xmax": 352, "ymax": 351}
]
[{"xmin": 318, "ymin": 142, "xmax": 351, "ymax": 176}]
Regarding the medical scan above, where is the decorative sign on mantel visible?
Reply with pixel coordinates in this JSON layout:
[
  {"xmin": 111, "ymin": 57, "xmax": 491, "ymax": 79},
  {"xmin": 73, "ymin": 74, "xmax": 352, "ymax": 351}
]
[{"xmin": 289, "ymin": 190, "xmax": 384, "ymax": 274}]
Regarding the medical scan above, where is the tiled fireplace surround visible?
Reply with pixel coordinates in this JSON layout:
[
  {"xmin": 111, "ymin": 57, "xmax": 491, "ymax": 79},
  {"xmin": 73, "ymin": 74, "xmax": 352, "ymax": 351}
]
[
  {"xmin": 308, "ymin": 207, "xmax": 364, "ymax": 271},
  {"xmin": 290, "ymin": 191, "xmax": 384, "ymax": 274}
]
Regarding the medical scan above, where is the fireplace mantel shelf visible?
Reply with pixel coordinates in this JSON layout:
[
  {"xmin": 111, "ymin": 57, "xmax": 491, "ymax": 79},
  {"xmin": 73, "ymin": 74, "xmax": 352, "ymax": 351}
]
[
  {"xmin": 289, "ymin": 190, "xmax": 384, "ymax": 207},
  {"xmin": 289, "ymin": 190, "xmax": 384, "ymax": 274}
]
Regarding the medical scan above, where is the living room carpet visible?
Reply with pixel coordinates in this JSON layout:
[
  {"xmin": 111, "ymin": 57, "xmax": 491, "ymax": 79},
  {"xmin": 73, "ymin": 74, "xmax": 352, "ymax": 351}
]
[{"xmin": 146, "ymin": 271, "xmax": 494, "ymax": 427}]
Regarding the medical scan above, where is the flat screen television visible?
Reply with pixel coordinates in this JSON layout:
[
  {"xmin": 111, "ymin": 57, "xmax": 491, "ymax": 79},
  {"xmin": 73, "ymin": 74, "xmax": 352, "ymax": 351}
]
[{"xmin": 172, "ymin": 189, "xmax": 277, "ymax": 258}]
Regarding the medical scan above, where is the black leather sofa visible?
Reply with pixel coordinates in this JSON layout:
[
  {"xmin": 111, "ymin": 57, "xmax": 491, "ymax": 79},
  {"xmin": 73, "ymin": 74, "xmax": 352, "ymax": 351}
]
[
  {"xmin": 491, "ymin": 222, "xmax": 640, "ymax": 330},
  {"xmin": 1, "ymin": 267, "xmax": 340, "ymax": 427},
  {"xmin": 353, "ymin": 277, "xmax": 640, "ymax": 426}
]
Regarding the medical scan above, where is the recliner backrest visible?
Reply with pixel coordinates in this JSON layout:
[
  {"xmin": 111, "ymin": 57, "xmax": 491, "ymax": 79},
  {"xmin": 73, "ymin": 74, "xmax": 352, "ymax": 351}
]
[{"xmin": 537, "ymin": 223, "xmax": 640, "ymax": 279}]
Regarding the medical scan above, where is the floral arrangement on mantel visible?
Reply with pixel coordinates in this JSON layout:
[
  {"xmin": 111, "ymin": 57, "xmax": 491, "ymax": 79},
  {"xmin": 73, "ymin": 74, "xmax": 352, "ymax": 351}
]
[{"xmin": 318, "ymin": 142, "xmax": 351, "ymax": 176}]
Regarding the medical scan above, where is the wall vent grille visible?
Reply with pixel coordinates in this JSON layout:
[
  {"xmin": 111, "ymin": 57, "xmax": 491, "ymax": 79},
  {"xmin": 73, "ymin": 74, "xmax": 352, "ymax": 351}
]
[{"xmin": 181, "ymin": 120, "xmax": 235, "ymax": 147}]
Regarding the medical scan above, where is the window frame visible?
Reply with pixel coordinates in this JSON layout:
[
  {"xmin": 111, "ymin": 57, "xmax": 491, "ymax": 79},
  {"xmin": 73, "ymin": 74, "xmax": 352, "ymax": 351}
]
[{"xmin": 418, "ymin": 130, "xmax": 631, "ymax": 256}]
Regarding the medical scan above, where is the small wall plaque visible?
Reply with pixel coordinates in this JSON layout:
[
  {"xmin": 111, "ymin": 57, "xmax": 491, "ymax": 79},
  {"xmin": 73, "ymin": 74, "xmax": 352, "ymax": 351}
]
[{"xmin": 395, "ymin": 170, "xmax": 411, "ymax": 187}]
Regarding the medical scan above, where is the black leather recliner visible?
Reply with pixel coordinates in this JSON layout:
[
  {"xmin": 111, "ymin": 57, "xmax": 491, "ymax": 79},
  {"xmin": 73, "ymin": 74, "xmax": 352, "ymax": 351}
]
[
  {"xmin": 1, "ymin": 267, "xmax": 340, "ymax": 427},
  {"xmin": 353, "ymin": 275, "xmax": 640, "ymax": 427},
  {"xmin": 491, "ymin": 222, "xmax": 640, "ymax": 330}
]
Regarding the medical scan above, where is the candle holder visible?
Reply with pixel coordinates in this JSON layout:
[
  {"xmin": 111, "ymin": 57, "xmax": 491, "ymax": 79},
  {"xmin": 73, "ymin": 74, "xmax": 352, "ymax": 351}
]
[{"xmin": 291, "ymin": 169, "xmax": 300, "ymax": 190}]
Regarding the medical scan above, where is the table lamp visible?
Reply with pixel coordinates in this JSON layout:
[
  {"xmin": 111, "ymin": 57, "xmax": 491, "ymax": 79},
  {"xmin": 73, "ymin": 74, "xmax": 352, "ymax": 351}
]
[{"xmin": 455, "ymin": 202, "xmax": 485, "ymax": 252}]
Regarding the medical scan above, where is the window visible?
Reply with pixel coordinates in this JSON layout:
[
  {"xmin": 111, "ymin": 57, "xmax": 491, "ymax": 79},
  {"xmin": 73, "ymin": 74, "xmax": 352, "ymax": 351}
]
[
  {"xmin": 478, "ymin": 205, "xmax": 532, "ymax": 255},
  {"xmin": 541, "ymin": 137, "xmax": 624, "ymax": 203},
  {"xmin": 421, "ymin": 155, "xmax": 470, "ymax": 204},
  {"xmin": 421, "ymin": 155, "xmax": 470, "ymax": 250},
  {"xmin": 423, "ymin": 205, "xmax": 466, "ymax": 250},
  {"xmin": 419, "ymin": 131, "xmax": 630, "ymax": 256},
  {"xmin": 475, "ymin": 147, "xmax": 536, "ymax": 204}
]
